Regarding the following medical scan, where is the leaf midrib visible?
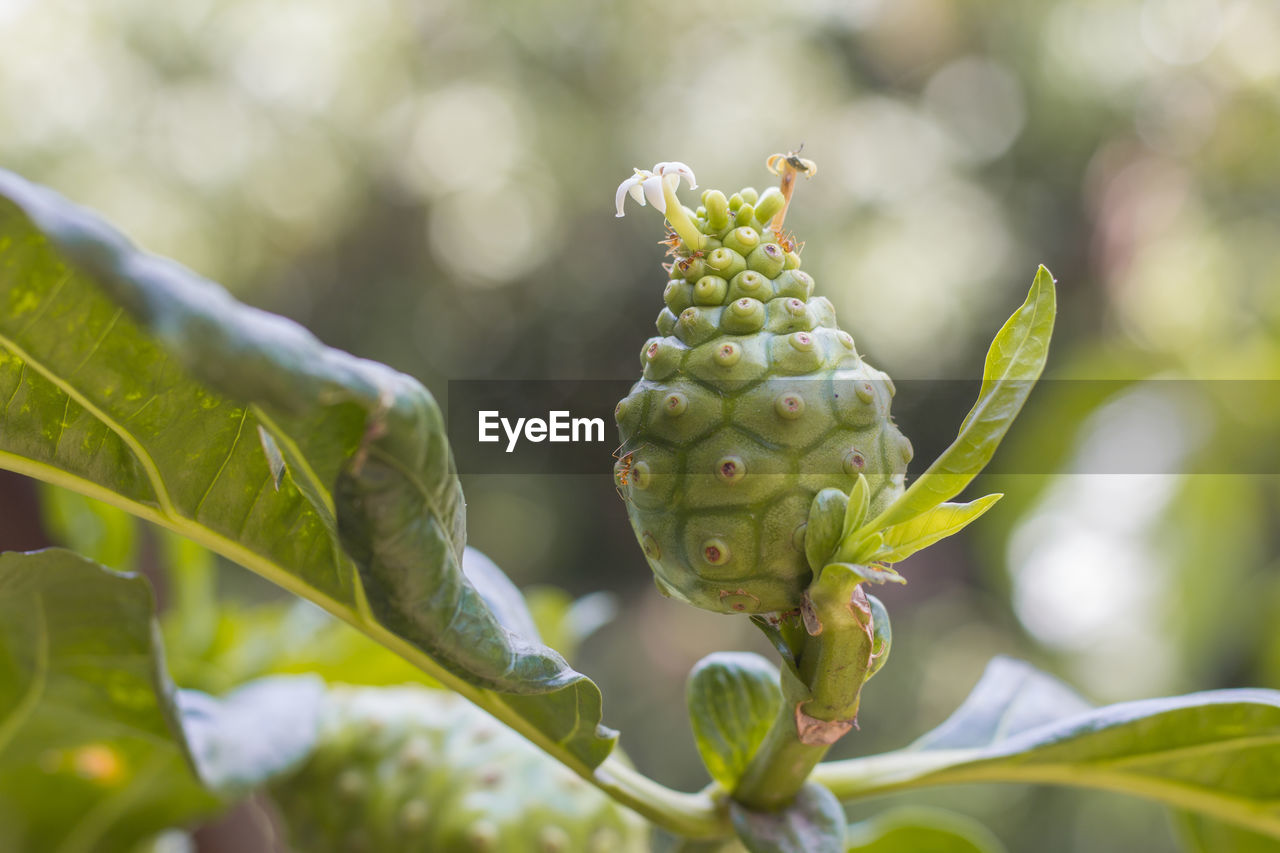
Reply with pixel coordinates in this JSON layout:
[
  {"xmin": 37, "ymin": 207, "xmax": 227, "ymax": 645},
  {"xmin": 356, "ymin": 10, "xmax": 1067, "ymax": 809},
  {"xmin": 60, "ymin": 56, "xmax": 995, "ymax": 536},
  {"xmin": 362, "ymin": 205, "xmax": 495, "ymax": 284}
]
[{"xmin": 0, "ymin": 331, "xmax": 177, "ymax": 516}]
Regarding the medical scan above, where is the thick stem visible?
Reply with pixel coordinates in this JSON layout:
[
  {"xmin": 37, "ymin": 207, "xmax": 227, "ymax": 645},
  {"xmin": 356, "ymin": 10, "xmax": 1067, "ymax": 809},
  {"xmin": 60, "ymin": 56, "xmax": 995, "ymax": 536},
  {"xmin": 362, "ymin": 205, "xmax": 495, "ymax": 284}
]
[
  {"xmin": 662, "ymin": 179, "xmax": 707, "ymax": 252},
  {"xmin": 732, "ymin": 570, "xmax": 877, "ymax": 811}
]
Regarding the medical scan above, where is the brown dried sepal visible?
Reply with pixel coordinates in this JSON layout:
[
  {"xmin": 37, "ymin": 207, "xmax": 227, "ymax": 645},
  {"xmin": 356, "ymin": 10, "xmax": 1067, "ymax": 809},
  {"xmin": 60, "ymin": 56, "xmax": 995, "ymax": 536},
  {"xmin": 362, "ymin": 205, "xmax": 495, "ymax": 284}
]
[{"xmin": 794, "ymin": 702, "xmax": 855, "ymax": 746}]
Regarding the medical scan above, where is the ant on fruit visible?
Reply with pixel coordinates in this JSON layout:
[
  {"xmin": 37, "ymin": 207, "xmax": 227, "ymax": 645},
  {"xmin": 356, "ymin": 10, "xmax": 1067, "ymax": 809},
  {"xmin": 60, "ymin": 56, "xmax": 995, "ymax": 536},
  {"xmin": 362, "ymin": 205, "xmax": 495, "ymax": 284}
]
[
  {"xmin": 612, "ymin": 440, "xmax": 647, "ymax": 501},
  {"xmin": 776, "ymin": 229, "xmax": 804, "ymax": 256}
]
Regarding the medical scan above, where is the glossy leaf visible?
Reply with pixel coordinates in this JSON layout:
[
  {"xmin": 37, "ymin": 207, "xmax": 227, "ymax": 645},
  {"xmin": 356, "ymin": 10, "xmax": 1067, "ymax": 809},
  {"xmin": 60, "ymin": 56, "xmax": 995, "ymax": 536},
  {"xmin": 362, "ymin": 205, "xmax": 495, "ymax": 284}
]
[
  {"xmin": 0, "ymin": 170, "xmax": 616, "ymax": 769},
  {"xmin": 687, "ymin": 653, "xmax": 783, "ymax": 790},
  {"xmin": 729, "ymin": 782, "xmax": 845, "ymax": 853},
  {"xmin": 873, "ymin": 495, "xmax": 1003, "ymax": 565},
  {"xmin": 841, "ymin": 474, "xmax": 871, "ymax": 540},
  {"xmin": 0, "ymin": 548, "xmax": 320, "ymax": 852},
  {"xmin": 525, "ymin": 586, "xmax": 618, "ymax": 666},
  {"xmin": 845, "ymin": 807, "xmax": 1006, "ymax": 853},
  {"xmin": 461, "ymin": 546, "xmax": 543, "ymax": 643},
  {"xmin": 805, "ymin": 488, "xmax": 849, "ymax": 573},
  {"xmin": 865, "ymin": 266, "xmax": 1055, "ymax": 532},
  {"xmin": 864, "ymin": 595, "xmax": 891, "ymax": 682},
  {"xmin": 1177, "ymin": 813, "xmax": 1280, "ymax": 852},
  {"xmin": 814, "ymin": 657, "xmax": 1280, "ymax": 839},
  {"xmin": 822, "ymin": 562, "xmax": 904, "ymax": 587}
]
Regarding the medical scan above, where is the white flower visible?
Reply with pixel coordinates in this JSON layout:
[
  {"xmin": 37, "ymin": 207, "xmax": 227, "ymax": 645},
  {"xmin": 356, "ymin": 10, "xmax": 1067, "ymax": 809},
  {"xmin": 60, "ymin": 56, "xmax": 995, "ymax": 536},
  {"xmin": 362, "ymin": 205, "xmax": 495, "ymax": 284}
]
[{"xmin": 615, "ymin": 161, "xmax": 698, "ymax": 217}]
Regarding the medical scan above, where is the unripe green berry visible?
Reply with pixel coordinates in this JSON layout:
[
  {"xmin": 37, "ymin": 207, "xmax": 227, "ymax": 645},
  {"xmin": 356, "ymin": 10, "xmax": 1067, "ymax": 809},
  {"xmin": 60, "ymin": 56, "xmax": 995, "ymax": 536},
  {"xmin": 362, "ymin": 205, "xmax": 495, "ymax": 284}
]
[
  {"xmin": 693, "ymin": 275, "xmax": 728, "ymax": 305},
  {"xmin": 723, "ymin": 226, "xmax": 761, "ymax": 255},
  {"xmin": 727, "ymin": 270, "xmax": 769, "ymax": 302},
  {"xmin": 675, "ymin": 306, "xmax": 722, "ymax": 346},
  {"xmin": 720, "ymin": 297, "xmax": 766, "ymax": 334},
  {"xmin": 747, "ymin": 243, "xmax": 786, "ymax": 278},
  {"xmin": 663, "ymin": 280, "xmax": 693, "ymax": 313},
  {"xmin": 615, "ymin": 171, "xmax": 909, "ymax": 614},
  {"xmin": 703, "ymin": 189, "xmax": 731, "ymax": 231},
  {"xmin": 706, "ymin": 247, "xmax": 747, "ymax": 279},
  {"xmin": 753, "ymin": 187, "xmax": 786, "ymax": 223}
]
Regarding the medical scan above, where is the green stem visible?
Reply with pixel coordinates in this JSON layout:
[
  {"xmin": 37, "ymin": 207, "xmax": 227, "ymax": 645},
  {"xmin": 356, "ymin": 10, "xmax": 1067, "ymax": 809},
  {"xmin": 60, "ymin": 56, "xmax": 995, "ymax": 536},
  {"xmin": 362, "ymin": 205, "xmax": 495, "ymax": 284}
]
[
  {"xmin": 732, "ymin": 569, "xmax": 877, "ymax": 811},
  {"xmin": 662, "ymin": 180, "xmax": 706, "ymax": 252}
]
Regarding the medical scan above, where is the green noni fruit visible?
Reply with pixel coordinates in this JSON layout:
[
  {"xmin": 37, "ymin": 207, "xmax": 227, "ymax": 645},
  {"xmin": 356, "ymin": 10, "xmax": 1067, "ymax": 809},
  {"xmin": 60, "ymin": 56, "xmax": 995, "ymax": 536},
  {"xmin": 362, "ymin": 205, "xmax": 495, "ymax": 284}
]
[
  {"xmin": 614, "ymin": 157, "xmax": 912, "ymax": 615},
  {"xmin": 270, "ymin": 687, "xmax": 648, "ymax": 853}
]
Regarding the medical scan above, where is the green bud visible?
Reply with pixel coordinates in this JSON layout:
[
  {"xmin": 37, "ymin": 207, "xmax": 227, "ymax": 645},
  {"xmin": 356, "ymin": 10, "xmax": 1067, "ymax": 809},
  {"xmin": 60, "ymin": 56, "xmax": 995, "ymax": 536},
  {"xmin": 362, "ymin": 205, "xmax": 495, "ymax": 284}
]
[
  {"xmin": 723, "ymin": 226, "xmax": 762, "ymax": 255},
  {"xmin": 753, "ymin": 187, "xmax": 786, "ymax": 223},
  {"xmin": 663, "ymin": 279, "xmax": 693, "ymax": 313},
  {"xmin": 675, "ymin": 254, "xmax": 706, "ymax": 281},
  {"xmin": 675, "ymin": 306, "xmax": 723, "ymax": 346},
  {"xmin": 703, "ymin": 189, "xmax": 731, "ymax": 231},
  {"xmin": 773, "ymin": 269, "xmax": 814, "ymax": 300},
  {"xmin": 747, "ymin": 243, "xmax": 786, "ymax": 278},
  {"xmin": 705, "ymin": 247, "xmax": 747, "ymax": 280},
  {"xmin": 720, "ymin": 297, "xmax": 767, "ymax": 334},
  {"xmin": 693, "ymin": 275, "xmax": 728, "ymax": 306},
  {"xmin": 727, "ymin": 270, "xmax": 770, "ymax": 302}
]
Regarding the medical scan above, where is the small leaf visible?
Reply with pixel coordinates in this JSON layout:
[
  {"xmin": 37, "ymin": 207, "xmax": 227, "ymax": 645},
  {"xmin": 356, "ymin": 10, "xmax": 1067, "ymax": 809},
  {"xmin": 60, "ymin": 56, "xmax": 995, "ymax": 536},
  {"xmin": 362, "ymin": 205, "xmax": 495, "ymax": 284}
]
[
  {"xmin": 864, "ymin": 594, "xmax": 891, "ymax": 682},
  {"xmin": 461, "ymin": 546, "xmax": 542, "ymax": 643},
  {"xmin": 687, "ymin": 652, "xmax": 782, "ymax": 790},
  {"xmin": 874, "ymin": 495, "xmax": 1003, "ymax": 564},
  {"xmin": 841, "ymin": 474, "xmax": 870, "ymax": 540},
  {"xmin": 730, "ymin": 782, "xmax": 846, "ymax": 853},
  {"xmin": 815, "ymin": 657, "xmax": 1280, "ymax": 839},
  {"xmin": 835, "ymin": 530, "xmax": 885, "ymax": 565},
  {"xmin": 866, "ymin": 267, "xmax": 1055, "ymax": 531},
  {"xmin": 805, "ymin": 489, "xmax": 849, "ymax": 573},
  {"xmin": 845, "ymin": 807, "xmax": 1006, "ymax": 852},
  {"xmin": 823, "ymin": 562, "xmax": 904, "ymax": 587}
]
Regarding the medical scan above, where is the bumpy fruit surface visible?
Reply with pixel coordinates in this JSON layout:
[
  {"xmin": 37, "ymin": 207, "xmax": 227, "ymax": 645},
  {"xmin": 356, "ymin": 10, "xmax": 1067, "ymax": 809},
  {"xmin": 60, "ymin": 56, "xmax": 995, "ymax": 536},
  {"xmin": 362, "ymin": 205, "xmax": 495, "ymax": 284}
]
[
  {"xmin": 615, "ymin": 183, "xmax": 912, "ymax": 615},
  {"xmin": 270, "ymin": 687, "xmax": 648, "ymax": 853}
]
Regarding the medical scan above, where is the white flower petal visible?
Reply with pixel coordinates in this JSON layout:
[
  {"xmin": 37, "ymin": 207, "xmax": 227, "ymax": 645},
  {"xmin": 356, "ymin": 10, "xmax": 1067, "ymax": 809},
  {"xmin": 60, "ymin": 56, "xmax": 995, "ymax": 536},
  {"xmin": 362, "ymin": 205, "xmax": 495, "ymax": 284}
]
[
  {"xmin": 658, "ymin": 161, "xmax": 698, "ymax": 190},
  {"xmin": 628, "ymin": 181, "xmax": 647, "ymax": 206},
  {"xmin": 642, "ymin": 174, "xmax": 668, "ymax": 213},
  {"xmin": 615, "ymin": 173, "xmax": 648, "ymax": 217}
]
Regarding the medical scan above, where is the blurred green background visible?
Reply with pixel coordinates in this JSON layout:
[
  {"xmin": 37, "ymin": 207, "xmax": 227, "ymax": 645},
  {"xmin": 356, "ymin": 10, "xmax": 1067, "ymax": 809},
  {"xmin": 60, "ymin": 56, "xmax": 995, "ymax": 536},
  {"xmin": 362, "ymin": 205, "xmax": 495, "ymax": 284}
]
[{"xmin": 2, "ymin": 0, "xmax": 1279, "ymax": 850}]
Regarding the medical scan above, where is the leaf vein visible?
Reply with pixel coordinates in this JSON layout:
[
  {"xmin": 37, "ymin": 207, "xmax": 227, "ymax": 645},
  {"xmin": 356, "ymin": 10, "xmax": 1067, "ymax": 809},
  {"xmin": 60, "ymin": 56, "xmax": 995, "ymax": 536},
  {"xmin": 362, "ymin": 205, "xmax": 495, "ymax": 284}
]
[{"xmin": 0, "ymin": 331, "xmax": 176, "ymax": 515}]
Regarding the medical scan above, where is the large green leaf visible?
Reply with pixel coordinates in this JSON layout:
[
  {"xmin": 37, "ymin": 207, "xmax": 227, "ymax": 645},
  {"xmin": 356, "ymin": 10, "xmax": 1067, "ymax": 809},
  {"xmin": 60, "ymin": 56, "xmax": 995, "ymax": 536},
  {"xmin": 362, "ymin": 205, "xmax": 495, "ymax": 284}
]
[
  {"xmin": 845, "ymin": 807, "xmax": 1006, "ymax": 853},
  {"xmin": 814, "ymin": 657, "xmax": 1280, "ymax": 838},
  {"xmin": 687, "ymin": 652, "xmax": 783, "ymax": 791},
  {"xmin": 0, "ymin": 169, "xmax": 615, "ymax": 769},
  {"xmin": 1177, "ymin": 812, "xmax": 1280, "ymax": 852},
  {"xmin": 0, "ymin": 548, "xmax": 321, "ymax": 852},
  {"xmin": 864, "ymin": 266, "xmax": 1056, "ymax": 532}
]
